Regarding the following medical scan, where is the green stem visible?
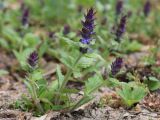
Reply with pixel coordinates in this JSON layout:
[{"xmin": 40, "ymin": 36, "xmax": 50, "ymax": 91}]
[
  {"xmin": 29, "ymin": 76, "xmax": 44, "ymax": 114},
  {"xmin": 70, "ymin": 96, "xmax": 86, "ymax": 112},
  {"xmin": 34, "ymin": 98, "xmax": 44, "ymax": 114},
  {"xmin": 19, "ymin": 26, "xmax": 28, "ymax": 53},
  {"xmin": 55, "ymin": 54, "xmax": 82, "ymax": 104},
  {"xmin": 70, "ymin": 82, "xmax": 104, "ymax": 111}
]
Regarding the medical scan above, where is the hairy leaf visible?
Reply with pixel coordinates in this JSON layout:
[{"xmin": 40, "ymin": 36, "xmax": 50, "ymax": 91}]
[{"xmin": 84, "ymin": 74, "xmax": 103, "ymax": 95}]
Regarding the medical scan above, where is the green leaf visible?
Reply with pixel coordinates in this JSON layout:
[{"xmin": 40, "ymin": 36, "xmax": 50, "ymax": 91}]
[
  {"xmin": 60, "ymin": 57, "xmax": 72, "ymax": 68},
  {"xmin": 72, "ymin": 95, "xmax": 93, "ymax": 110},
  {"xmin": 78, "ymin": 56, "xmax": 96, "ymax": 68},
  {"xmin": 23, "ymin": 80, "xmax": 33, "ymax": 96},
  {"xmin": 39, "ymin": 41, "xmax": 48, "ymax": 57},
  {"xmin": 76, "ymin": 0, "xmax": 95, "ymax": 6},
  {"xmin": 144, "ymin": 77, "xmax": 160, "ymax": 91},
  {"xmin": 31, "ymin": 70, "xmax": 43, "ymax": 81},
  {"xmin": 117, "ymin": 82, "xmax": 147, "ymax": 107},
  {"xmin": 149, "ymin": 76, "xmax": 159, "ymax": 82},
  {"xmin": 152, "ymin": 67, "xmax": 160, "ymax": 73},
  {"xmin": 56, "ymin": 65, "xmax": 64, "ymax": 88},
  {"xmin": 85, "ymin": 53, "xmax": 106, "ymax": 63},
  {"xmin": 105, "ymin": 78, "xmax": 122, "ymax": 87},
  {"xmin": 78, "ymin": 53, "xmax": 105, "ymax": 69},
  {"xmin": 125, "ymin": 41, "xmax": 142, "ymax": 52},
  {"xmin": 2, "ymin": 27, "xmax": 21, "ymax": 48},
  {"xmin": 39, "ymin": 82, "xmax": 57, "ymax": 100},
  {"xmin": 23, "ymin": 33, "xmax": 41, "ymax": 47},
  {"xmin": 40, "ymin": 98, "xmax": 53, "ymax": 106},
  {"xmin": 49, "ymin": 80, "xmax": 59, "ymax": 93},
  {"xmin": 73, "ymin": 70, "xmax": 82, "ymax": 78},
  {"xmin": 59, "ymin": 36, "xmax": 79, "ymax": 46},
  {"xmin": 0, "ymin": 38, "xmax": 9, "ymax": 49},
  {"xmin": 52, "ymin": 105, "xmax": 67, "ymax": 111},
  {"xmin": 13, "ymin": 48, "xmax": 34, "ymax": 68},
  {"xmin": 96, "ymin": 1, "xmax": 104, "ymax": 12},
  {"xmin": 84, "ymin": 74, "xmax": 103, "ymax": 95},
  {"xmin": 147, "ymin": 81, "xmax": 160, "ymax": 91},
  {"xmin": 62, "ymin": 88, "xmax": 79, "ymax": 94}
]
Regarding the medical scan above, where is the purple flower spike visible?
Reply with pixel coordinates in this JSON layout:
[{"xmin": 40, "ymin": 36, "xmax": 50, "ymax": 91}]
[
  {"xmin": 115, "ymin": 15, "xmax": 127, "ymax": 42},
  {"xmin": 28, "ymin": 51, "xmax": 38, "ymax": 68},
  {"xmin": 143, "ymin": 0, "xmax": 151, "ymax": 17},
  {"xmin": 79, "ymin": 7, "xmax": 96, "ymax": 54},
  {"xmin": 21, "ymin": 7, "xmax": 29, "ymax": 26},
  {"xmin": 116, "ymin": 0, "xmax": 123, "ymax": 16},
  {"xmin": 111, "ymin": 57, "xmax": 123, "ymax": 76}
]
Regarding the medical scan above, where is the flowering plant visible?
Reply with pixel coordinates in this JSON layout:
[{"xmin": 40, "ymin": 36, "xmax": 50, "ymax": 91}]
[{"xmin": 16, "ymin": 8, "xmax": 106, "ymax": 115}]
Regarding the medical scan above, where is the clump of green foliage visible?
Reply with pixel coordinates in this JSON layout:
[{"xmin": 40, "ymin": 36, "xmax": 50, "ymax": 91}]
[
  {"xmin": 0, "ymin": 0, "xmax": 159, "ymax": 116},
  {"xmin": 15, "ymin": 7, "xmax": 106, "ymax": 115}
]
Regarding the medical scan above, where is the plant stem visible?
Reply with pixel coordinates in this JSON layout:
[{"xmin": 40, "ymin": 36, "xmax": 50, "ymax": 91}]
[
  {"xmin": 19, "ymin": 26, "xmax": 27, "ymax": 53},
  {"xmin": 70, "ymin": 96, "xmax": 87, "ymax": 112},
  {"xmin": 29, "ymin": 76, "xmax": 44, "ymax": 114},
  {"xmin": 34, "ymin": 98, "xmax": 44, "ymax": 114},
  {"xmin": 70, "ymin": 82, "xmax": 104, "ymax": 111},
  {"xmin": 56, "ymin": 54, "xmax": 82, "ymax": 104}
]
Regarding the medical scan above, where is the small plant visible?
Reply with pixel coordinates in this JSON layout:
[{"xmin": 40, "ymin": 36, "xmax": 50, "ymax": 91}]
[
  {"xmin": 24, "ymin": 51, "xmax": 45, "ymax": 114},
  {"xmin": 116, "ymin": 82, "xmax": 147, "ymax": 107},
  {"xmin": 103, "ymin": 57, "xmax": 148, "ymax": 107},
  {"xmin": 16, "ymin": 7, "xmax": 105, "ymax": 115},
  {"xmin": 1, "ymin": 1, "xmax": 160, "ymax": 119}
]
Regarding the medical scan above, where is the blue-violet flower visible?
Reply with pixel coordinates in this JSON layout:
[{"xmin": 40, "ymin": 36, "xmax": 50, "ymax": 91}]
[
  {"xmin": 79, "ymin": 7, "xmax": 96, "ymax": 54},
  {"xmin": 115, "ymin": 15, "xmax": 127, "ymax": 42},
  {"xmin": 111, "ymin": 57, "xmax": 123, "ymax": 76},
  {"xmin": 143, "ymin": 0, "xmax": 151, "ymax": 17},
  {"xmin": 116, "ymin": 0, "xmax": 123, "ymax": 16},
  {"xmin": 28, "ymin": 51, "xmax": 38, "ymax": 68},
  {"xmin": 21, "ymin": 7, "xmax": 29, "ymax": 26}
]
